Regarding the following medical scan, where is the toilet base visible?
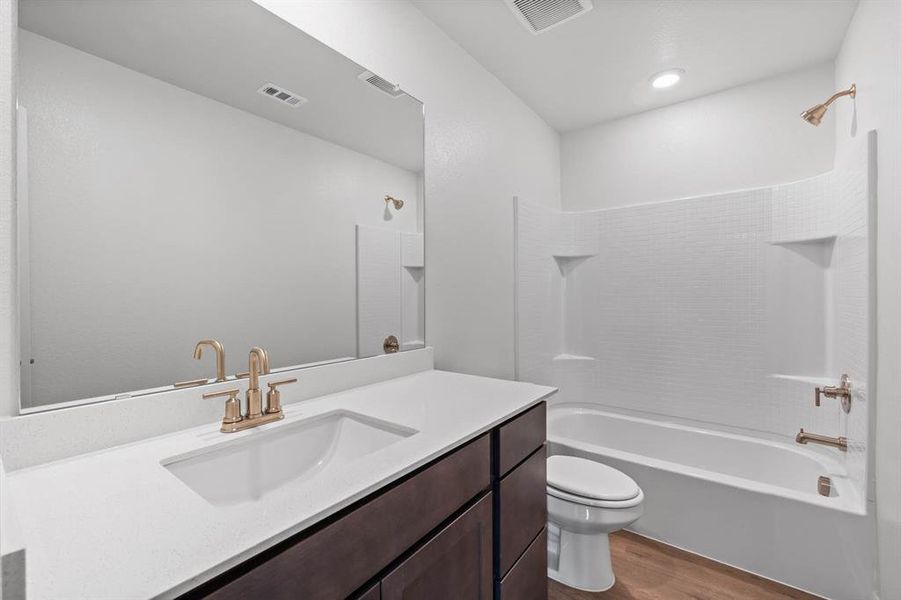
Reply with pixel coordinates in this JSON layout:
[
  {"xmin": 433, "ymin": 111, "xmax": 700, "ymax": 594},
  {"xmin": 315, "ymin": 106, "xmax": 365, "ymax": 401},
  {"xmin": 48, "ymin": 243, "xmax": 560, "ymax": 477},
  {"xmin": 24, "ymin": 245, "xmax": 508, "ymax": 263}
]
[{"xmin": 547, "ymin": 524, "xmax": 615, "ymax": 592}]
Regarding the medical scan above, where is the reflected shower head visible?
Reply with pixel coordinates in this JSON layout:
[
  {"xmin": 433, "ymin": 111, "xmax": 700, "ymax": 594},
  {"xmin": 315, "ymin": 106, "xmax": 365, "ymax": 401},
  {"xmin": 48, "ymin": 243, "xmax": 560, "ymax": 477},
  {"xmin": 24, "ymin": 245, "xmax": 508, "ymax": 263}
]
[
  {"xmin": 801, "ymin": 83, "xmax": 856, "ymax": 126},
  {"xmin": 385, "ymin": 195, "xmax": 404, "ymax": 210}
]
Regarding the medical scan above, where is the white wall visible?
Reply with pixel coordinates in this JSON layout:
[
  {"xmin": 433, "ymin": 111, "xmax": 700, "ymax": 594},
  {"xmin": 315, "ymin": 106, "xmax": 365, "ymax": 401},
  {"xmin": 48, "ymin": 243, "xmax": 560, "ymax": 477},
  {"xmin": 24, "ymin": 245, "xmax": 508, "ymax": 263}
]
[
  {"xmin": 18, "ymin": 30, "xmax": 420, "ymax": 407},
  {"xmin": 0, "ymin": 0, "xmax": 18, "ymax": 419},
  {"xmin": 562, "ymin": 64, "xmax": 836, "ymax": 210},
  {"xmin": 253, "ymin": 0, "xmax": 562, "ymax": 381},
  {"xmin": 834, "ymin": 2, "xmax": 901, "ymax": 598},
  {"xmin": 0, "ymin": 4, "xmax": 17, "ymax": 598}
]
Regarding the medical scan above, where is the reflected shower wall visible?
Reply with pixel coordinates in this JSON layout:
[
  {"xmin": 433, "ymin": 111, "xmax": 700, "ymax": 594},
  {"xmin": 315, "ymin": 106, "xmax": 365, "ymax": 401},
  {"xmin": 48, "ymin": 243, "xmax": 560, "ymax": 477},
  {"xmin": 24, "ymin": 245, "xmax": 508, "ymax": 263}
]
[{"xmin": 516, "ymin": 131, "xmax": 874, "ymax": 508}]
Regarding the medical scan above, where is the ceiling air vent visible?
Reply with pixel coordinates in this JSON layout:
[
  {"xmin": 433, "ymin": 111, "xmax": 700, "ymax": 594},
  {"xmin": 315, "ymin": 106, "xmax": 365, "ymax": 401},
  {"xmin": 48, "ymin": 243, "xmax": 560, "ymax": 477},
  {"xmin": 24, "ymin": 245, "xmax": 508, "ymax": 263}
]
[
  {"xmin": 358, "ymin": 71, "xmax": 405, "ymax": 98},
  {"xmin": 257, "ymin": 83, "xmax": 307, "ymax": 108},
  {"xmin": 505, "ymin": 0, "xmax": 593, "ymax": 34}
]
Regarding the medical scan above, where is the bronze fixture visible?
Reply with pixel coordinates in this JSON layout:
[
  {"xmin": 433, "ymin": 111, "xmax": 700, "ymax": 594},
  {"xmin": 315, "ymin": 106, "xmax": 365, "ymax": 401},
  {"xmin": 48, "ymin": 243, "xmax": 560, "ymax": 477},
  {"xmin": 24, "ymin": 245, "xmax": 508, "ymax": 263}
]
[
  {"xmin": 816, "ymin": 374, "xmax": 851, "ymax": 413},
  {"xmin": 795, "ymin": 428, "xmax": 848, "ymax": 452},
  {"xmin": 173, "ymin": 377, "xmax": 211, "ymax": 389},
  {"xmin": 206, "ymin": 347, "xmax": 295, "ymax": 433},
  {"xmin": 801, "ymin": 83, "xmax": 856, "ymax": 126},
  {"xmin": 193, "ymin": 339, "xmax": 227, "ymax": 382},
  {"xmin": 383, "ymin": 335, "xmax": 400, "ymax": 354},
  {"xmin": 203, "ymin": 388, "xmax": 243, "ymax": 432},
  {"xmin": 818, "ymin": 475, "xmax": 833, "ymax": 497},
  {"xmin": 385, "ymin": 195, "xmax": 404, "ymax": 210},
  {"xmin": 246, "ymin": 347, "xmax": 269, "ymax": 419},
  {"xmin": 266, "ymin": 378, "xmax": 297, "ymax": 415}
]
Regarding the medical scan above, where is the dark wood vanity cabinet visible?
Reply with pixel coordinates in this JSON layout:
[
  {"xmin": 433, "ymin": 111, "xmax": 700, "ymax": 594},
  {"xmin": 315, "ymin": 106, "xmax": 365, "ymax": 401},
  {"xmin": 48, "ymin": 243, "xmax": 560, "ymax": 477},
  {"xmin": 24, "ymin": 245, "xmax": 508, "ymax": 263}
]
[
  {"xmin": 183, "ymin": 402, "xmax": 547, "ymax": 600},
  {"xmin": 494, "ymin": 402, "xmax": 548, "ymax": 599},
  {"xmin": 381, "ymin": 494, "xmax": 493, "ymax": 599}
]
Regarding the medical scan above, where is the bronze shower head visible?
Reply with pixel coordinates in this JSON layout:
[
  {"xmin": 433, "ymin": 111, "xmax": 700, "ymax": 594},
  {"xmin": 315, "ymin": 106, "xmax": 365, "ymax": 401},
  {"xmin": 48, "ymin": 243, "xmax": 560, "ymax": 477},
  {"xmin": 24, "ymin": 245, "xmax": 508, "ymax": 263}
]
[
  {"xmin": 801, "ymin": 83, "xmax": 856, "ymax": 126},
  {"xmin": 384, "ymin": 195, "xmax": 404, "ymax": 210}
]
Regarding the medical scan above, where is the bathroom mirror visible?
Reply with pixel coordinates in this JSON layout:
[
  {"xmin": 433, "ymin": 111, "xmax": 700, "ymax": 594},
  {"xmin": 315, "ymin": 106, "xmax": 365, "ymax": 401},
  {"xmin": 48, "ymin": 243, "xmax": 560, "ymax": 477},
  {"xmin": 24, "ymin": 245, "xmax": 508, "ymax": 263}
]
[{"xmin": 16, "ymin": 0, "xmax": 424, "ymax": 410}]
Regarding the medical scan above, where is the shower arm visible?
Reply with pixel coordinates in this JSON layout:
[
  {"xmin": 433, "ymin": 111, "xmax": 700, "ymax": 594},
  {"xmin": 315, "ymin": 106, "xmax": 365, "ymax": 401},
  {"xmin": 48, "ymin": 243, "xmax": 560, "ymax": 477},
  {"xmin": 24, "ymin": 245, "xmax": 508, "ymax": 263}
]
[{"xmin": 822, "ymin": 84, "xmax": 856, "ymax": 109}]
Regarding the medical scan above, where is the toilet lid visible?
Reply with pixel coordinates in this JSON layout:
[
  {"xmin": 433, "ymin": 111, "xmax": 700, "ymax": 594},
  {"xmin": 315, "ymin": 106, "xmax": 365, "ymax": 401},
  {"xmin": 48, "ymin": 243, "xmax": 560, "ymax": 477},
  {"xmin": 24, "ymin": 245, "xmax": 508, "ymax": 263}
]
[{"xmin": 546, "ymin": 456, "xmax": 640, "ymax": 501}]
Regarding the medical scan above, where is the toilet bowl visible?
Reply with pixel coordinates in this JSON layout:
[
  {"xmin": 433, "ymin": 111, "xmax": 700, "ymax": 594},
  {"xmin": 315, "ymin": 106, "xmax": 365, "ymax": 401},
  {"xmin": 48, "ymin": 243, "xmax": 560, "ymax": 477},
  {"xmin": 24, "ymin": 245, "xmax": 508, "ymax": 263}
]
[{"xmin": 546, "ymin": 455, "xmax": 644, "ymax": 592}]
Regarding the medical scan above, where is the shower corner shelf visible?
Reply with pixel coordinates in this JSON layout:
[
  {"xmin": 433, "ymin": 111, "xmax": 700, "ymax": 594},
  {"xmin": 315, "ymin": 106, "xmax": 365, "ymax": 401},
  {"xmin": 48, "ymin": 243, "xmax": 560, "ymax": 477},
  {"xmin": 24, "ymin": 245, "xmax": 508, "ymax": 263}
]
[
  {"xmin": 553, "ymin": 253, "xmax": 595, "ymax": 276},
  {"xmin": 769, "ymin": 373, "xmax": 835, "ymax": 387},
  {"xmin": 552, "ymin": 353, "xmax": 596, "ymax": 364},
  {"xmin": 768, "ymin": 233, "xmax": 837, "ymax": 246}
]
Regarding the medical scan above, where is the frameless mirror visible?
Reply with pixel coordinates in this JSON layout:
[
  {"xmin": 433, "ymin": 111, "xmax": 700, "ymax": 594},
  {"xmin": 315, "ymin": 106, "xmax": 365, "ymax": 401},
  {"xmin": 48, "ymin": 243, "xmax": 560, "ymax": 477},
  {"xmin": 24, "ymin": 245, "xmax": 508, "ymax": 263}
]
[{"xmin": 16, "ymin": 0, "xmax": 424, "ymax": 411}]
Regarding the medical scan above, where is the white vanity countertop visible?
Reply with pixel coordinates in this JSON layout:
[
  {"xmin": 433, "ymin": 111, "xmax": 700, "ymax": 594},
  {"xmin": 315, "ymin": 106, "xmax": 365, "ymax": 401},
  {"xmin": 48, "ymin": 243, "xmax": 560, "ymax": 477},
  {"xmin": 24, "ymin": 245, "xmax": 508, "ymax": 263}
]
[{"xmin": 5, "ymin": 369, "xmax": 556, "ymax": 600}]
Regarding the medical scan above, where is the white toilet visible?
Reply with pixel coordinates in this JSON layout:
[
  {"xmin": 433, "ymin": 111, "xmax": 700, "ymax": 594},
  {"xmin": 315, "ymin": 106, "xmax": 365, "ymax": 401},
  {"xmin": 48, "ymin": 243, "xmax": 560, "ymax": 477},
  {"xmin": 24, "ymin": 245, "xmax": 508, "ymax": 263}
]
[{"xmin": 546, "ymin": 455, "xmax": 644, "ymax": 592}]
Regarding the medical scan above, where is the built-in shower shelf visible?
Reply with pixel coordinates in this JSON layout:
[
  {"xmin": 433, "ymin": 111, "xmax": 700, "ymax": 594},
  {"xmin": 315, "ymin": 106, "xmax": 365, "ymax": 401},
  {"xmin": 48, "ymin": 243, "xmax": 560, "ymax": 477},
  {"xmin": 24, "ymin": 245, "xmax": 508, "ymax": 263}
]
[
  {"xmin": 553, "ymin": 254, "xmax": 595, "ymax": 276},
  {"xmin": 768, "ymin": 234, "xmax": 837, "ymax": 246},
  {"xmin": 552, "ymin": 251, "xmax": 596, "ymax": 259},
  {"xmin": 769, "ymin": 373, "xmax": 835, "ymax": 387},
  {"xmin": 552, "ymin": 353, "xmax": 596, "ymax": 364}
]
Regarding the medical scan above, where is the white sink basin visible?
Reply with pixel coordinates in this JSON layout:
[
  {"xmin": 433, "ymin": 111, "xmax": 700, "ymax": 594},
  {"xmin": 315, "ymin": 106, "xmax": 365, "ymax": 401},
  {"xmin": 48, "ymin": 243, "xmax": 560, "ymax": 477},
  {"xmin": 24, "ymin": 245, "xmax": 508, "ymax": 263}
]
[{"xmin": 162, "ymin": 410, "xmax": 417, "ymax": 506}]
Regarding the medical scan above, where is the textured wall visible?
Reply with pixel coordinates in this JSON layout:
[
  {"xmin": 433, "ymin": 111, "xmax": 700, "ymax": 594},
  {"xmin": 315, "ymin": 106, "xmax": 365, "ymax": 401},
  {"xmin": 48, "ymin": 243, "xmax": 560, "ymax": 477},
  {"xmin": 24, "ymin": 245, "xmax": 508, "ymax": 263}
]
[
  {"xmin": 517, "ymin": 138, "xmax": 873, "ymax": 506},
  {"xmin": 561, "ymin": 64, "xmax": 835, "ymax": 211},
  {"xmin": 253, "ymin": 0, "xmax": 562, "ymax": 381},
  {"xmin": 834, "ymin": 2, "xmax": 901, "ymax": 597}
]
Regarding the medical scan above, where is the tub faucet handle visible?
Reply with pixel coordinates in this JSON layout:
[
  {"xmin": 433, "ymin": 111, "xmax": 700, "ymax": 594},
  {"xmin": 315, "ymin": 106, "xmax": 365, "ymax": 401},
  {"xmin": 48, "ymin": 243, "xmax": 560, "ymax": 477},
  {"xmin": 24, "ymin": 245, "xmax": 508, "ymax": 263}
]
[{"xmin": 815, "ymin": 374, "xmax": 851, "ymax": 413}]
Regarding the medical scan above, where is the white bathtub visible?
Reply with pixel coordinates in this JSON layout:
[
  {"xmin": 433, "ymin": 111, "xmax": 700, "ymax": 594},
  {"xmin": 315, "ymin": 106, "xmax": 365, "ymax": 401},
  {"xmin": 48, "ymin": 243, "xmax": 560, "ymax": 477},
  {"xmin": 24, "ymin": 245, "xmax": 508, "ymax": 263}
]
[{"xmin": 548, "ymin": 405, "xmax": 875, "ymax": 600}]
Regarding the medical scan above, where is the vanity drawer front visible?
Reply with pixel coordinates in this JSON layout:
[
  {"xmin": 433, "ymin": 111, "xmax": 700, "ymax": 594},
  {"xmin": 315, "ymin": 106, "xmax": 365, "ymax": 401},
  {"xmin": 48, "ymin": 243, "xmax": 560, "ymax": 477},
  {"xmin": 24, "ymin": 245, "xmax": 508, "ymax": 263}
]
[
  {"xmin": 499, "ymin": 528, "xmax": 547, "ymax": 600},
  {"xmin": 202, "ymin": 435, "xmax": 490, "ymax": 600},
  {"xmin": 497, "ymin": 402, "xmax": 546, "ymax": 476},
  {"xmin": 498, "ymin": 445, "xmax": 547, "ymax": 576},
  {"xmin": 381, "ymin": 493, "xmax": 493, "ymax": 600}
]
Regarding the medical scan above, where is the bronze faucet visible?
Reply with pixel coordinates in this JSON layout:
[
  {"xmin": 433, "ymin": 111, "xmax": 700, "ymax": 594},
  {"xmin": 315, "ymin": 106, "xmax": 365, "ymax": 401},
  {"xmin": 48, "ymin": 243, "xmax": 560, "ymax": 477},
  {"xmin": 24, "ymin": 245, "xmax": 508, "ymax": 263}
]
[
  {"xmin": 193, "ymin": 339, "xmax": 227, "ymax": 382},
  {"xmin": 796, "ymin": 429, "xmax": 848, "ymax": 452},
  {"xmin": 815, "ymin": 374, "xmax": 851, "ymax": 413},
  {"xmin": 204, "ymin": 346, "xmax": 295, "ymax": 433}
]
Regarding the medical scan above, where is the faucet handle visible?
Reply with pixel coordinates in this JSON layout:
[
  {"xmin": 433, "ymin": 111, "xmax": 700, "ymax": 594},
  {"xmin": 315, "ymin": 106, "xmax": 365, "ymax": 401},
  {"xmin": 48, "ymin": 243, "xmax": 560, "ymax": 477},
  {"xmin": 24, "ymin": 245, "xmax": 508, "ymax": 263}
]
[
  {"xmin": 203, "ymin": 388, "xmax": 243, "ymax": 431},
  {"xmin": 265, "ymin": 378, "xmax": 297, "ymax": 415}
]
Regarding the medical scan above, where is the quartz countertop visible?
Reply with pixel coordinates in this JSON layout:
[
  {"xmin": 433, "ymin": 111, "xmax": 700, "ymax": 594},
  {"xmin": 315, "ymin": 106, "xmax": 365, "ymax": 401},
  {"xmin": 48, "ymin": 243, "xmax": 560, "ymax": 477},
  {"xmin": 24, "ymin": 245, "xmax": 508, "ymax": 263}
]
[{"xmin": 5, "ymin": 369, "xmax": 555, "ymax": 599}]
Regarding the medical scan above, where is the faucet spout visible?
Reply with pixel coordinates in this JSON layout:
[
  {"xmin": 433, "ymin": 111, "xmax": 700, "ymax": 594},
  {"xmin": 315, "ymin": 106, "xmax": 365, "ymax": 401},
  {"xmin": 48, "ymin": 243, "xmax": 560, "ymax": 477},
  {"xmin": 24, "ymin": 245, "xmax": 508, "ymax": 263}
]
[
  {"xmin": 795, "ymin": 428, "xmax": 848, "ymax": 452},
  {"xmin": 193, "ymin": 339, "xmax": 226, "ymax": 382},
  {"xmin": 246, "ymin": 347, "xmax": 269, "ymax": 419}
]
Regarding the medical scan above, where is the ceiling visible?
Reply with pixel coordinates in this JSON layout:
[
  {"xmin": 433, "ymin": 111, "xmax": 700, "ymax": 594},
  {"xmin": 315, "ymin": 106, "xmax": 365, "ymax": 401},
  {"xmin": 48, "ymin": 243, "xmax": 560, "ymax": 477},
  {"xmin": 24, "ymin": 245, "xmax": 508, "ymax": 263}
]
[
  {"xmin": 413, "ymin": 0, "xmax": 858, "ymax": 132},
  {"xmin": 19, "ymin": 0, "xmax": 424, "ymax": 172}
]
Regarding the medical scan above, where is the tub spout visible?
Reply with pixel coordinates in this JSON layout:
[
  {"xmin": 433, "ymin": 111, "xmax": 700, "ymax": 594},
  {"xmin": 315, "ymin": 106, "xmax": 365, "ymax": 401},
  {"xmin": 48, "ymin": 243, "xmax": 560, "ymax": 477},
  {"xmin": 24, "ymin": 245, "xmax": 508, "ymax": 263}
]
[{"xmin": 795, "ymin": 428, "xmax": 848, "ymax": 452}]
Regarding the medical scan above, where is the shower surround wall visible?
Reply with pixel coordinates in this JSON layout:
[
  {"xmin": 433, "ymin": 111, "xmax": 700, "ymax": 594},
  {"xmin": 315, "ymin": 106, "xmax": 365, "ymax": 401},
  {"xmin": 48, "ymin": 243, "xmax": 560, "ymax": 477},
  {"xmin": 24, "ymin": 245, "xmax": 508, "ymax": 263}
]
[{"xmin": 516, "ymin": 133, "xmax": 874, "ymax": 507}]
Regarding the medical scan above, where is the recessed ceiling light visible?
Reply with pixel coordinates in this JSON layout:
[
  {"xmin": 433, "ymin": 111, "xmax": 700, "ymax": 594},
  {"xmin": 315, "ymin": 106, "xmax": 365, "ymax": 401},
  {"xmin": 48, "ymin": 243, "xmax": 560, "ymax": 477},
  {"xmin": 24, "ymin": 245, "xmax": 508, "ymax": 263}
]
[{"xmin": 650, "ymin": 69, "xmax": 684, "ymax": 89}]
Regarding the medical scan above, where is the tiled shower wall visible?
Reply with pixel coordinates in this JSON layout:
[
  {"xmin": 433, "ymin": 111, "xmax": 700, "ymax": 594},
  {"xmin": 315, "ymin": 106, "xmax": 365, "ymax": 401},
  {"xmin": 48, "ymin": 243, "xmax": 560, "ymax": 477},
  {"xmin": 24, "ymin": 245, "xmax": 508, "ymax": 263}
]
[{"xmin": 516, "ymin": 132, "xmax": 874, "ymax": 502}]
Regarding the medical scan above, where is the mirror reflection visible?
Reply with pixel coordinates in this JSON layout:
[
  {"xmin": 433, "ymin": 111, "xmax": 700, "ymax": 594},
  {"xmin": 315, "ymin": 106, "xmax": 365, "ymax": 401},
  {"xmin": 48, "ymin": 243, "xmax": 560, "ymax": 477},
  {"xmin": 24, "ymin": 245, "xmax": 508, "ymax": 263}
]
[{"xmin": 16, "ymin": 0, "xmax": 424, "ymax": 410}]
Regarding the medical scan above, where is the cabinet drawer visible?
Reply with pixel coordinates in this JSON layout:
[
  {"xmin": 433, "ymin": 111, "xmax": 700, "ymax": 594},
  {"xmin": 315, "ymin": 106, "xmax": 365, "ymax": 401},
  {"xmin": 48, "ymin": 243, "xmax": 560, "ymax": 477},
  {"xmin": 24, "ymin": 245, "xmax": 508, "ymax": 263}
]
[
  {"xmin": 200, "ymin": 435, "xmax": 490, "ymax": 600},
  {"xmin": 382, "ymin": 493, "xmax": 493, "ymax": 600},
  {"xmin": 498, "ymin": 446, "xmax": 547, "ymax": 576},
  {"xmin": 497, "ymin": 402, "xmax": 546, "ymax": 476},
  {"xmin": 499, "ymin": 528, "xmax": 547, "ymax": 600}
]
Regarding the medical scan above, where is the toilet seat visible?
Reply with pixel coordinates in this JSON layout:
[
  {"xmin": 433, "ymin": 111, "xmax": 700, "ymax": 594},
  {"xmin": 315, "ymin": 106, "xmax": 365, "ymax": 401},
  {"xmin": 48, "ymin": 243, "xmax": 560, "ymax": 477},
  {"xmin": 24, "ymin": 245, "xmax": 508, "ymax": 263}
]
[
  {"xmin": 547, "ymin": 455, "xmax": 642, "ymax": 508},
  {"xmin": 547, "ymin": 484, "xmax": 644, "ymax": 508}
]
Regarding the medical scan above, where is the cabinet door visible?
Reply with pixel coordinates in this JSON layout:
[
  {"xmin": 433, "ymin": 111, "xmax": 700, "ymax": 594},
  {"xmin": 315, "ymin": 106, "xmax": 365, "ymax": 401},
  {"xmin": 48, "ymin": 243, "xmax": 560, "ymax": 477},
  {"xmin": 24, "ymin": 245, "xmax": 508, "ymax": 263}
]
[
  {"xmin": 381, "ymin": 493, "xmax": 493, "ymax": 600},
  {"xmin": 499, "ymin": 528, "xmax": 547, "ymax": 600},
  {"xmin": 498, "ymin": 447, "xmax": 547, "ymax": 576}
]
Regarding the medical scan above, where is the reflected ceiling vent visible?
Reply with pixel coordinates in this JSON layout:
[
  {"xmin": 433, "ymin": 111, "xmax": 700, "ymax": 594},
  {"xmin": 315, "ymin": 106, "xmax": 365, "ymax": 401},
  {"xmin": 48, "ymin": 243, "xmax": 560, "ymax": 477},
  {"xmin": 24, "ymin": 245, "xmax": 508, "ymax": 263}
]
[
  {"xmin": 505, "ymin": 0, "xmax": 593, "ymax": 34},
  {"xmin": 257, "ymin": 83, "xmax": 307, "ymax": 108},
  {"xmin": 358, "ymin": 71, "xmax": 405, "ymax": 98}
]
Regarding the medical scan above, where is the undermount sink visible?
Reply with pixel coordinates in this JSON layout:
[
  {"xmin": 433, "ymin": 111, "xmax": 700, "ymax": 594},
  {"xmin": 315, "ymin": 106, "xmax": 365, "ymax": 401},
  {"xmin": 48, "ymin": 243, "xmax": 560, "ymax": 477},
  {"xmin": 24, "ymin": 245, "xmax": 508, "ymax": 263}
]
[{"xmin": 162, "ymin": 410, "xmax": 418, "ymax": 506}]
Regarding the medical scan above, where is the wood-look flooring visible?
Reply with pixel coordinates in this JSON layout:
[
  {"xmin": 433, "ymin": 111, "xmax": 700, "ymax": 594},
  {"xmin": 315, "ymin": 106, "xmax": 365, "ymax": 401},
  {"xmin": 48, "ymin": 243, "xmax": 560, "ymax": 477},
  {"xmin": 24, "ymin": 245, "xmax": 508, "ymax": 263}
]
[{"xmin": 548, "ymin": 531, "xmax": 821, "ymax": 600}]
